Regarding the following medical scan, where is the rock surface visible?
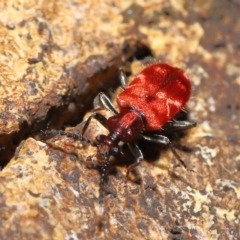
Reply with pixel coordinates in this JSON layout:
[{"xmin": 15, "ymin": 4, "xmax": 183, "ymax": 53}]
[{"xmin": 0, "ymin": 1, "xmax": 239, "ymax": 239}]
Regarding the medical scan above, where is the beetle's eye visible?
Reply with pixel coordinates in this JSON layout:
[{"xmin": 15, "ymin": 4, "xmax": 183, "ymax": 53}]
[{"xmin": 111, "ymin": 147, "xmax": 119, "ymax": 155}]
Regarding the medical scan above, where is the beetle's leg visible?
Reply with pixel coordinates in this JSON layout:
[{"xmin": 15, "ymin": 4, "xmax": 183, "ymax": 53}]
[
  {"xmin": 126, "ymin": 142, "xmax": 144, "ymax": 177},
  {"xmin": 141, "ymin": 134, "xmax": 189, "ymax": 170},
  {"xmin": 93, "ymin": 92, "xmax": 118, "ymax": 115},
  {"xmin": 94, "ymin": 68, "xmax": 128, "ymax": 111},
  {"xmin": 81, "ymin": 112, "xmax": 108, "ymax": 136},
  {"xmin": 119, "ymin": 67, "xmax": 128, "ymax": 89},
  {"xmin": 162, "ymin": 121, "xmax": 196, "ymax": 152},
  {"xmin": 164, "ymin": 120, "xmax": 196, "ymax": 132}
]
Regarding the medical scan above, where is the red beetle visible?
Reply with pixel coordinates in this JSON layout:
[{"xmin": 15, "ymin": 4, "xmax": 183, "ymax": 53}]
[{"xmin": 43, "ymin": 63, "xmax": 196, "ymax": 204}]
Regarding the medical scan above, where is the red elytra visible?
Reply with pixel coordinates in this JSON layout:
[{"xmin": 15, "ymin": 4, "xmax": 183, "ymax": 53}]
[
  {"xmin": 42, "ymin": 63, "xmax": 196, "ymax": 205},
  {"xmin": 117, "ymin": 64, "xmax": 191, "ymax": 130},
  {"xmin": 106, "ymin": 63, "xmax": 191, "ymax": 142}
]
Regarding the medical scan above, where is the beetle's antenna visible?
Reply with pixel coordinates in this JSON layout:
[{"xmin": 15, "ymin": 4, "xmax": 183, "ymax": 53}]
[
  {"xmin": 41, "ymin": 130, "xmax": 97, "ymax": 147},
  {"xmin": 98, "ymin": 152, "xmax": 110, "ymax": 206}
]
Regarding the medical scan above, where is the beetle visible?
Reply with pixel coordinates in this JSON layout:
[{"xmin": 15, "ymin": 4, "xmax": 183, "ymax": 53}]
[{"xmin": 42, "ymin": 63, "xmax": 196, "ymax": 205}]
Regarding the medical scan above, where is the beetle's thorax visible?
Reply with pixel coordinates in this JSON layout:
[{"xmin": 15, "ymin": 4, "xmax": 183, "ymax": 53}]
[{"xmin": 106, "ymin": 108, "xmax": 144, "ymax": 142}]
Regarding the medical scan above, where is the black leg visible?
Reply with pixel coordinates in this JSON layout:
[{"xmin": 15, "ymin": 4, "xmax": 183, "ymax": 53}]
[
  {"xmin": 141, "ymin": 134, "xmax": 171, "ymax": 145},
  {"xmin": 141, "ymin": 133, "xmax": 190, "ymax": 170},
  {"xmin": 163, "ymin": 120, "xmax": 196, "ymax": 132},
  {"xmin": 119, "ymin": 67, "xmax": 128, "ymax": 89},
  {"xmin": 169, "ymin": 144, "xmax": 189, "ymax": 170},
  {"xmin": 93, "ymin": 92, "xmax": 118, "ymax": 115},
  {"xmin": 81, "ymin": 112, "xmax": 108, "ymax": 136},
  {"xmin": 127, "ymin": 142, "xmax": 144, "ymax": 176}
]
